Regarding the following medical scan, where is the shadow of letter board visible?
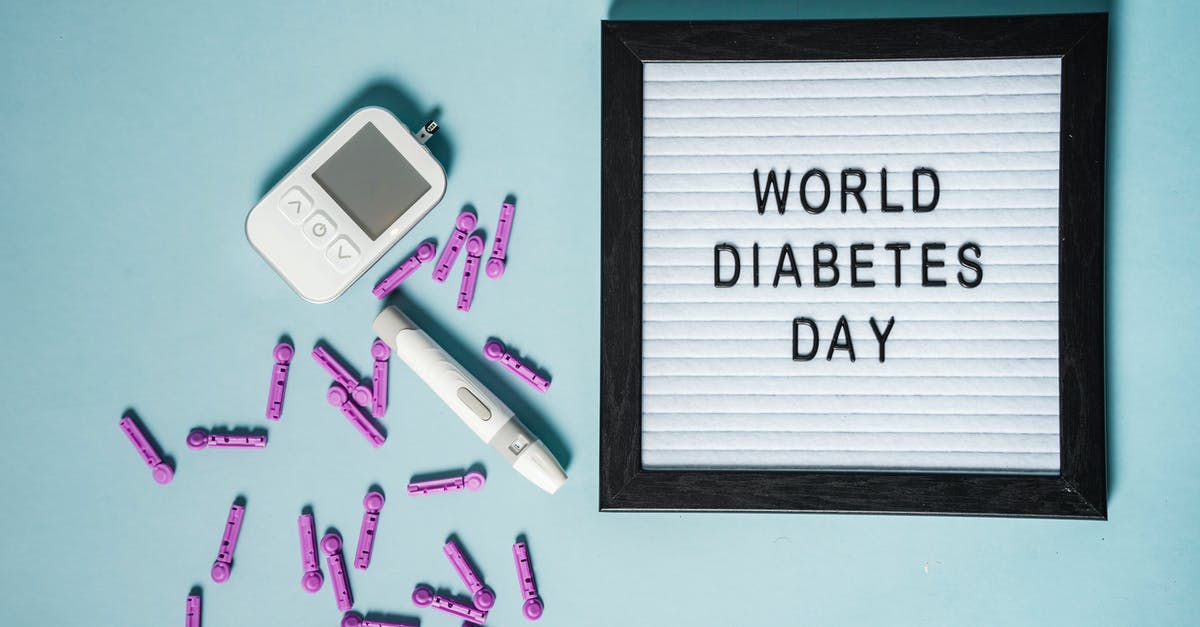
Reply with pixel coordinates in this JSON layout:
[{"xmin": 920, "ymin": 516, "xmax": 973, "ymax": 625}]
[{"xmin": 601, "ymin": 15, "xmax": 1108, "ymax": 518}]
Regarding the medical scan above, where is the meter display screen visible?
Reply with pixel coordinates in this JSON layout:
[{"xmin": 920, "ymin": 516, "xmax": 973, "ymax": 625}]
[{"xmin": 313, "ymin": 122, "xmax": 431, "ymax": 240}]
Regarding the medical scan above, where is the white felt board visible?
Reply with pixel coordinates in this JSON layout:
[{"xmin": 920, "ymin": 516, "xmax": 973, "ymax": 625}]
[{"xmin": 640, "ymin": 58, "xmax": 1062, "ymax": 473}]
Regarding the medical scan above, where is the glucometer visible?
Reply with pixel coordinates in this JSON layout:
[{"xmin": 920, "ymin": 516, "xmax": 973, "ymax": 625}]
[{"xmin": 247, "ymin": 107, "xmax": 447, "ymax": 303}]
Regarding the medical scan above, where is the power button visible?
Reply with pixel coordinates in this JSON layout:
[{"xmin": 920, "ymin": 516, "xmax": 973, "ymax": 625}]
[{"xmin": 302, "ymin": 211, "xmax": 337, "ymax": 248}]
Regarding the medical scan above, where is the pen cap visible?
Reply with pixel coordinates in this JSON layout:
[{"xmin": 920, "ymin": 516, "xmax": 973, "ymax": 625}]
[
  {"xmin": 513, "ymin": 441, "xmax": 567, "ymax": 494},
  {"xmin": 373, "ymin": 306, "xmax": 418, "ymax": 337}
]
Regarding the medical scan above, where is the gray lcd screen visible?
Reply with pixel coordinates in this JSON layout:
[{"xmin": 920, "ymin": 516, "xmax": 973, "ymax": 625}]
[{"xmin": 312, "ymin": 122, "xmax": 431, "ymax": 240}]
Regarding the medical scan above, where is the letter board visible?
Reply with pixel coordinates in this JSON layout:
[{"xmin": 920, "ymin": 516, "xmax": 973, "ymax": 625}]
[{"xmin": 601, "ymin": 15, "xmax": 1107, "ymax": 517}]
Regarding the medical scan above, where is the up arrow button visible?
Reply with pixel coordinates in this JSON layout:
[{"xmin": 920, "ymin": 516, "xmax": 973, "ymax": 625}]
[
  {"xmin": 278, "ymin": 187, "xmax": 314, "ymax": 224},
  {"xmin": 325, "ymin": 236, "xmax": 360, "ymax": 273}
]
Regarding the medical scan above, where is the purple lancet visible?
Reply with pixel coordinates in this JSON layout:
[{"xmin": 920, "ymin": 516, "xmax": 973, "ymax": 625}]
[
  {"xmin": 322, "ymin": 532, "xmax": 354, "ymax": 612},
  {"xmin": 354, "ymin": 491, "xmax": 385, "ymax": 570},
  {"xmin": 457, "ymin": 234, "xmax": 485, "ymax": 312},
  {"xmin": 313, "ymin": 345, "xmax": 373, "ymax": 407},
  {"xmin": 328, "ymin": 383, "xmax": 386, "ymax": 448},
  {"xmin": 341, "ymin": 612, "xmax": 418, "ymax": 627},
  {"xmin": 445, "ymin": 539, "xmax": 496, "ymax": 610},
  {"xmin": 118, "ymin": 415, "xmax": 173, "ymax": 485},
  {"xmin": 186, "ymin": 428, "xmax": 267, "ymax": 450},
  {"xmin": 486, "ymin": 202, "xmax": 515, "ymax": 278},
  {"xmin": 267, "ymin": 342, "xmax": 293, "ymax": 420},
  {"xmin": 211, "ymin": 502, "xmax": 245, "ymax": 583},
  {"xmin": 298, "ymin": 513, "xmax": 324, "ymax": 593},
  {"xmin": 370, "ymin": 339, "xmax": 390, "ymax": 418},
  {"xmin": 513, "ymin": 542, "xmax": 544, "ymax": 620},
  {"xmin": 186, "ymin": 594, "xmax": 201, "ymax": 627},
  {"xmin": 407, "ymin": 471, "xmax": 486, "ymax": 496},
  {"xmin": 433, "ymin": 211, "xmax": 477, "ymax": 282},
  {"xmin": 374, "ymin": 241, "xmax": 437, "ymax": 299},
  {"xmin": 483, "ymin": 340, "xmax": 551, "ymax": 392},
  {"xmin": 412, "ymin": 585, "xmax": 487, "ymax": 625}
]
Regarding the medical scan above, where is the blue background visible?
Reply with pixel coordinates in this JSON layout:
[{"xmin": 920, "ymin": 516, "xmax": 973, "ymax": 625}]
[{"xmin": 1, "ymin": 1, "xmax": 1196, "ymax": 625}]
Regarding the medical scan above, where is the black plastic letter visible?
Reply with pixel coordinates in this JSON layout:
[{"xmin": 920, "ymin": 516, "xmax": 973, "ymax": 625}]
[
  {"xmin": 922, "ymin": 242, "xmax": 947, "ymax": 287},
  {"xmin": 850, "ymin": 243, "xmax": 875, "ymax": 288},
  {"xmin": 912, "ymin": 167, "xmax": 940, "ymax": 212},
  {"xmin": 881, "ymin": 168, "xmax": 903, "ymax": 212},
  {"xmin": 869, "ymin": 316, "xmax": 895, "ymax": 363},
  {"xmin": 753, "ymin": 169, "xmax": 791, "ymax": 215},
  {"xmin": 714, "ymin": 243, "xmax": 740, "ymax": 287},
  {"xmin": 884, "ymin": 242, "xmax": 911, "ymax": 287},
  {"xmin": 752, "ymin": 242, "xmax": 760, "ymax": 287},
  {"xmin": 826, "ymin": 315, "xmax": 856, "ymax": 362},
  {"xmin": 792, "ymin": 317, "xmax": 819, "ymax": 361},
  {"xmin": 813, "ymin": 243, "xmax": 839, "ymax": 287},
  {"xmin": 800, "ymin": 168, "xmax": 830, "ymax": 214},
  {"xmin": 841, "ymin": 168, "xmax": 867, "ymax": 213},
  {"xmin": 957, "ymin": 242, "xmax": 983, "ymax": 288},
  {"xmin": 774, "ymin": 243, "xmax": 801, "ymax": 287}
]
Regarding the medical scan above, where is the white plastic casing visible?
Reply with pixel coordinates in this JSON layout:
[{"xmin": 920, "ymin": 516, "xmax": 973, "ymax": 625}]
[
  {"xmin": 246, "ymin": 107, "xmax": 447, "ymax": 303},
  {"xmin": 374, "ymin": 307, "xmax": 515, "ymax": 443},
  {"xmin": 373, "ymin": 307, "xmax": 567, "ymax": 494}
]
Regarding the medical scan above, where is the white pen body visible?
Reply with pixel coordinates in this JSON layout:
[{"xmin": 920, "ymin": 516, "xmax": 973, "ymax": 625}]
[
  {"xmin": 373, "ymin": 307, "xmax": 566, "ymax": 493},
  {"xmin": 391, "ymin": 320, "xmax": 512, "ymax": 442}
]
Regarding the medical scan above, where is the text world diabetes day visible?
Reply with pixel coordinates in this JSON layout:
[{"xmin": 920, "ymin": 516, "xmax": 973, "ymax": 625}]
[{"xmin": 711, "ymin": 167, "xmax": 983, "ymax": 363}]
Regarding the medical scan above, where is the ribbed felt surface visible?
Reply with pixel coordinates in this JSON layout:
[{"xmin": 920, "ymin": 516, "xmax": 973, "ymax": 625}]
[{"xmin": 640, "ymin": 58, "xmax": 1062, "ymax": 473}]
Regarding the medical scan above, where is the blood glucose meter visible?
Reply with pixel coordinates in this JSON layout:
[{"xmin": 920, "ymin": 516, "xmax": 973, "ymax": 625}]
[{"xmin": 246, "ymin": 107, "xmax": 447, "ymax": 303}]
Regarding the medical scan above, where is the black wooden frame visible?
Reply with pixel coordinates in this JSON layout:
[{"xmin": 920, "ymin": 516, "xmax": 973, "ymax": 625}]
[{"xmin": 600, "ymin": 15, "xmax": 1107, "ymax": 518}]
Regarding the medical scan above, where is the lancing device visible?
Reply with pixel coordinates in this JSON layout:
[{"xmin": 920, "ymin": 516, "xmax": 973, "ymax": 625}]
[{"xmin": 373, "ymin": 307, "xmax": 567, "ymax": 493}]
